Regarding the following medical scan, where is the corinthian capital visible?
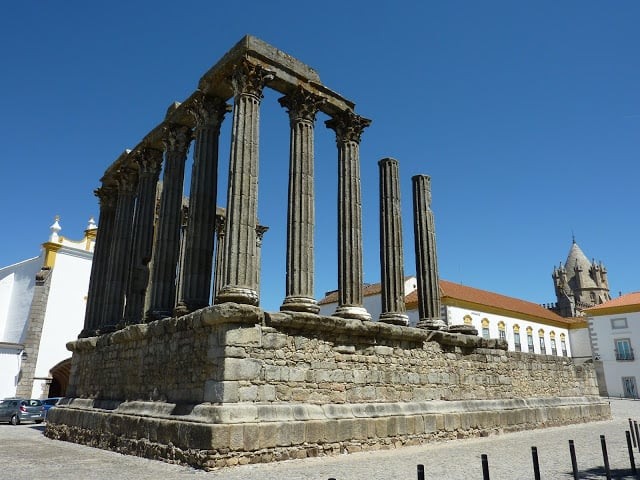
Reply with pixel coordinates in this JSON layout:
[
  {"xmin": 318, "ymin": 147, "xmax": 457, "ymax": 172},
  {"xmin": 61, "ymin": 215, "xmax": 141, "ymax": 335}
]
[
  {"xmin": 325, "ymin": 110, "xmax": 372, "ymax": 144},
  {"xmin": 94, "ymin": 185, "xmax": 117, "ymax": 209},
  {"xmin": 278, "ymin": 87, "xmax": 325, "ymax": 124},
  {"xmin": 162, "ymin": 124, "xmax": 192, "ymax": 156},
  {"xmin": 188, "ymin": 93, "xmax": 231, "ymax": 131},
  {"xmin": 135, "ymin": 147, "xmax": 164, "ymax": 176},
  {"xmin": 231, "ymin": 58, "xmax": 275, "ymax": 99},
  {"xmin": 115, "ymin": 165, "xmax": 138, "ymax": 193}
]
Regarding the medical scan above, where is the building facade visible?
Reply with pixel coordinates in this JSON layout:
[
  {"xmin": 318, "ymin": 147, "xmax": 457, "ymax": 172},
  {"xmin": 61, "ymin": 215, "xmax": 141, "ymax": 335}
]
[
  {"xmin": 319, "ymin": 276, "xmax": 589, "ymax": 358},
  {"xmin": 0, "ymin": 217, "xmax": 95, "ymax": 399},
  {"xmin": 585, "ymin": 292, "xmax": 640, "ymax": 398}
]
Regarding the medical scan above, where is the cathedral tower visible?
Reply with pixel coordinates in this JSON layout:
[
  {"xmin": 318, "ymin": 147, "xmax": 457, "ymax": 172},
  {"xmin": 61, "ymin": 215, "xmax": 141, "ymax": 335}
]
[{"xmin": 551, "ymin": 239, "xmax": 611, "ymax": 317}]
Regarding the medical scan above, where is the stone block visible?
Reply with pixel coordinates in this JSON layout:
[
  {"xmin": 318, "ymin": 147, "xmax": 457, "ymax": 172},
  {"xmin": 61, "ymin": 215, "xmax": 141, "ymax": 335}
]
[
  {"xmin": 225, "ymin": 327, "xmax": 261, "ymax": 347},
  {"xmin": 223, "ymin": 358, "xmax": 263, "ymax": 381},
  {"xmin": 204, "ymin": 380, "xmax": 239, "ymax": 403},
  {"xmin": 238, "ymin": 385, "xmax": 258, "ymax": 402},
  {"xmin": 263, "ymin": 332, "xmax": 288, "ymax": 349}
]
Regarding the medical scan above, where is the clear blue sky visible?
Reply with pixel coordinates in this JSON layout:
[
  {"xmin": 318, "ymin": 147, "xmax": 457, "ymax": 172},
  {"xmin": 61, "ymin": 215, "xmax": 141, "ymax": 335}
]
[{"xmin": 1, "ymin": 1, "xmax": 638, "ymax": 312}]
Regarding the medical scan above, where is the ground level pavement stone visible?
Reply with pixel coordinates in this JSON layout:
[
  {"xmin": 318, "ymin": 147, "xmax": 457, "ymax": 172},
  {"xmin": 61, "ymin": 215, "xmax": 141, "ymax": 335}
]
[{"xmin": 1, "ymin": 398, "xmax": 639, "ymax": 480}]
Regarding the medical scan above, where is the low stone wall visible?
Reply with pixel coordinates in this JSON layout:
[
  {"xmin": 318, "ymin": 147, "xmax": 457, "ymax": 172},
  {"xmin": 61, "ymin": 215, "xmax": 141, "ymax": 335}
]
[{"xmin": 46, "ymin": 303, "xmax": 609, "ymax": 469}]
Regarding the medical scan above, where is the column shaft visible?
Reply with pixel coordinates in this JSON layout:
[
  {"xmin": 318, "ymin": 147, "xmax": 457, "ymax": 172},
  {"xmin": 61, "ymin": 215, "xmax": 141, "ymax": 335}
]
[
  {"xmin": 123, "ymin": 148, "xmax": 163, "ymax": 325},
  {"xmin": 80, "ymin": 185, "xmax": 116, "ymax": 337},
  {"xmin": 379, "ymin": 158, "xmax": 408, "ymax": 325},
  {"xmin": 326, "ymin": 111, "xmax": 372, "ymax": 321},
  {"xmin": 147, "ymin": 125, "xmax": 191, "ymax": 319},
  {"xmin": 212, "ymin": 211, "xmax": 226, "ymax": 301},
  {"xmin": 412, "ymin": 174, "xmax": 445, "ymax": 329},
  {"xmin": 279, "ymin": 88, "xmax": 323, "ymax": 313},
  {"xmin": 102, "ymin": 167, "xmax": 138, "ymax": 331},
  {"xmin": 215, "ymin": 60, "xmax": 273, "ymax": 306},
  {"xmin": 175, "ymin": 95, "xmax": 229, "ymax": 314}
]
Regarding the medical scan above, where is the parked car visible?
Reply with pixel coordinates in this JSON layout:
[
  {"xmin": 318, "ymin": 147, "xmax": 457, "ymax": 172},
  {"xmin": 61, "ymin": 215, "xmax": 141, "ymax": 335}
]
[
  {"xmin": 42, "ymin": 397, "xmax": 62, "ymax": 419},
  {"xmin": 0, "ymin": 398, "xmax": 44, "ymax": 425}
]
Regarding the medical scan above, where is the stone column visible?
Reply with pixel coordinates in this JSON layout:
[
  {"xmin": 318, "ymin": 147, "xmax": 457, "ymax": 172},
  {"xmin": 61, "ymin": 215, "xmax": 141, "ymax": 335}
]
[
  {"xmin": 80, "ymin": 185, "xmax": 117, "ymax": 337},
  {"xmin": 212, "ymin": 210, "xmax": 226, "ymax": 301},
  {"xmin": 412, "ymin": 174, "xmax": 445, "ymax": 329},
  {"xmin": 325, "ymin": 110, "xmax": 372, "ymax": 321},
  {"xmin": 175, "ymin": 95, "xmax": 230, "ymax": 315},
  {"xmin": 101, "ymin": 166, "xmax": 138, "ymax": 331},
  {"xmin": 147, "ymin": 125, "xmax": 192, "ymax": 320},
  {"xmin": 279, "ymin": 87, "xmax": 324, "ymax": 313},
  {"xmin": 256, "ymin": 224, "xmax": 269, "ymax": 297},
  {"xmin": 215, "ymin": 59, "xmax": 273, "ymax": 306},
  {"xmin": 122, "ymin": 148, "xmax": 163, "ymax": 325},
  {"xmin": 378, "ymin": 158, "xmax": 409, "ymax": 325}
]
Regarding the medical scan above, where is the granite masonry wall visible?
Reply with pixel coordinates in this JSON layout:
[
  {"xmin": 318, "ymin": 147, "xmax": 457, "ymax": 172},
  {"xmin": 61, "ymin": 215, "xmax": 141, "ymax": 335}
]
[{"xmin": 46, "ymin": 303, "xmax": 609, "ymax": 470}]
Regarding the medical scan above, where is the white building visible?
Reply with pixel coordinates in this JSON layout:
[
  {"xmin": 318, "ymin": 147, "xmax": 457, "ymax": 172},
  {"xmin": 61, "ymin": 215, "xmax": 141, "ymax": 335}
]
[
  {"xmin": 0, "ymin": 217, "xmax": 95, "ymax": 399},
  {"xmin": 585, "ymin": 292, "xmax": 640, "ymax": 398},
  {"xmin": 319, "ymin": 276, "xmax": 589, "ymax": 358}
]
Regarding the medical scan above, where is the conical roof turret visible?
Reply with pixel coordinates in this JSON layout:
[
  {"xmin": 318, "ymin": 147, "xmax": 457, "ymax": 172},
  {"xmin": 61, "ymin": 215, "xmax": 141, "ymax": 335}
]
[{"xmin": 564, "ymin": 240, "xmax": 597, "ymax": 289}]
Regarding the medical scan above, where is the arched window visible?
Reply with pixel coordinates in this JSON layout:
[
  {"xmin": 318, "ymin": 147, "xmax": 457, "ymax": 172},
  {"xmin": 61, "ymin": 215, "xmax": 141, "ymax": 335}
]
[
  {"xmin": 550, "ymin": 331, "xmax": 557, "ymax": 355},
  {"xmin": 481, "ymin": 318, "xmax": 490, "ymax": 339},
  {"xmin": 526, "ymin": 326, "xmax": 534, "ymax": 353},
  {"xmin": 560, "ymin": 333, "xmax": 568, "ymax": 356},
  {"xmin": 463, "ymin": 315, "xmax": 472, "ymax": 325},
  {"xmin": 513, "ymin": 324, "xmax": 521, "ymax": 351},
  {"xmin": 538, "ymin": 329, "xmax": 546, "ymax": 355},
  {"xmin": 498, "ymin": 321, "xmax": 506, "ymax": 341}
]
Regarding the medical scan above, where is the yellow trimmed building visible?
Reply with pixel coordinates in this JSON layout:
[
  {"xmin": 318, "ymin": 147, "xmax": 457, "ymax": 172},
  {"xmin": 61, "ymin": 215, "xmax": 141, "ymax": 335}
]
[
  {"xmin": 585, "ymin": 292, "xmax": 640, "ymax": 398},
  {"xmin": 0, "ymin": 217, "xmax": 95, "ymax": 399},
  {"xmin": 318, "ymin": 276, "xmax": 591, "ymax": 359}
]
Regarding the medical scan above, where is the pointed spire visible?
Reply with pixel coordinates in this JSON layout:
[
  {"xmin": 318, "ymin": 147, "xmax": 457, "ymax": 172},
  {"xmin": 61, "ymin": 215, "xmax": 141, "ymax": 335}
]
[
  {"xmin": 49, "ymin": 215, "xmax": 61, "ymax": 242},
  {"xmin": 86, "ymin": 217, "xmax": 97, "ymax": 230}
]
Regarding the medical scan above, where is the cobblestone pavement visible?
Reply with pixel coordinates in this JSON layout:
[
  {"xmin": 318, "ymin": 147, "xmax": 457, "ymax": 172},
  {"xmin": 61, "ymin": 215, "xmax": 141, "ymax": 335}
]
[{"xmin": 2, "ymin": 399, "xmax": 640, "ymax": 480}]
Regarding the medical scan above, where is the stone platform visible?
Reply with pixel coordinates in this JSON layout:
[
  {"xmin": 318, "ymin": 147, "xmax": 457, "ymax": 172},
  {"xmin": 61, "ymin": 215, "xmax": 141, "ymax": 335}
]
[{"xmin": 46, "ymin": 303, "xmax": 610, "ymax": 470}]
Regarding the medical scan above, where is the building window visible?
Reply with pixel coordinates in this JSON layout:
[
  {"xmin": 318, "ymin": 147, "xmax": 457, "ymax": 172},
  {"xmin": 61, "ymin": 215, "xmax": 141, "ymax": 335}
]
[
  {"xmin": 611, "ymin": 318, "xmax": 628, "ymax": 329},
  {"xmin": 550, "ymin": 331, "xmax": 557, "ymax": 356},
  {"xmin": 527, "ymin": 327, "xmax": 534, "ymax": 353},
  {"xmin": 463, "ymin": 315, "xmax": 472, "ymax": 325},
  {"xmin": 513, "ymin": 325, "xmax": 521, "ymax": 351},
  {"xmin": 539, "ymin": 333, "xmax": 546, "ymax": 355},
  {"xmin": 560, "ymin": 333, "xmax": 568, "ymax": 356},
  {"xmin": 498, "ymin": 321, "xmax": 506, "ymax": 341},
  {"xmin": 481, "ymin": 318, "xmax": 490, "ymax": 339},
  {"xmin": 615, "ymin": 339, "xmax": 634, "ymax": 361}
]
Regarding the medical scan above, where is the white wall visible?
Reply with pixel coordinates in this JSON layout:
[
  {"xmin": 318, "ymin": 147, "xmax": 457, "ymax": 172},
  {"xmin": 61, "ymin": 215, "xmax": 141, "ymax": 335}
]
[
  {"xmin": 31, "ymin": 247, "xmax": 92, "ymax": 397},
  {"xmin": 0, "ymin": 256, "xmax": 41, "ymax": 344},
  {"xmin": 0, "ymin": 347, "xmax": 22, "ymax": 398},
  {"xmin": 445, "ymin": 305, "xmax": 571, "ymax": 357},
  {"xmin": 587, "ymin": 311, "xmax": 640, "ymax": 398}
]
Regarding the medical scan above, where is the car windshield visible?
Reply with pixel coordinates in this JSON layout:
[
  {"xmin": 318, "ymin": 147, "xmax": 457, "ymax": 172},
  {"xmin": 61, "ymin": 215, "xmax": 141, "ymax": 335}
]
[
  {"xmin": 22, "ymin": 400, "xmax": 42, "ymax": 406},
  {"xmin": 0, "ymin": 400, "xmax": 12, "ymax": 405}
]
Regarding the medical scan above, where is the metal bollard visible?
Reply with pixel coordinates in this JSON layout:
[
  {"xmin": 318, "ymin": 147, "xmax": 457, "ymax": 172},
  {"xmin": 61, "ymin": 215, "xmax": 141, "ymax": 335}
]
[
  {"xmin": 531, "ymin": 446, "xmax": 541, "ymax": 480},
  {"xmin": 635, "ymin": 421, "xmax": 640, "ymax": 453},
  {"xmin": 631, "ymin": 419, "xmax": 637, "ymax": 448},
  {"xmin": 568, "ymin": 440, "xmax": 579, "ymax": 480},
  {"xmin": 417, "ymin": 464, "xmax": 425, "ymax": 480},
  {"xmin": 626, "ymin": 430, "xmax": 637, "ymax": 474},
  {"xmin": 600, "ymin": 435, "xmax": 611, "ymax": 480},
  {"xmin": 481, "ymin": 454, "xmax": 490, "ymax": 480}
]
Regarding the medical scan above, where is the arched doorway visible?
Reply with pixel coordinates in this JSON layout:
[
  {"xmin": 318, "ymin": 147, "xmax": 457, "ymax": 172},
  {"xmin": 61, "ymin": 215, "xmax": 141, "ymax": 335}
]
[{"xmin": 48, "ymin": 358, "xmax": 71, "ymax": 397}]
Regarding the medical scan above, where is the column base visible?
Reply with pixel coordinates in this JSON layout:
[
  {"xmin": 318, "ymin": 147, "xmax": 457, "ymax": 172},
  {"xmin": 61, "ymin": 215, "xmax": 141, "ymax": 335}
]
[
  {"xmin": 334, "ymin": 305, "xmax": 371, "ymax": 321},
  {"xmin": 379, "ymin": 312, "xmax": 409, "ymax": 326},
  {"xmin": 215, "ymin": 286, "xmax": 259, "ymax": 306},
  {"xmin": 416, "ymin": 318, "xmax": 447, "ymax": 330},
  {"xmin": 145, "ymin": 310, "xmax": 173, "ymax": 322},
  {"xmin": 280, "ymin": 296, "xmax": 320, "ymax": 314}
]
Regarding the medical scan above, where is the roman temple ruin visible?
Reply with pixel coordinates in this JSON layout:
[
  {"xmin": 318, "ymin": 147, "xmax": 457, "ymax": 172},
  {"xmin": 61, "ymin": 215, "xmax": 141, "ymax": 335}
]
[{"xmin": 46, "ymin": 36, "xmax": 609, "ymax": 469}]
